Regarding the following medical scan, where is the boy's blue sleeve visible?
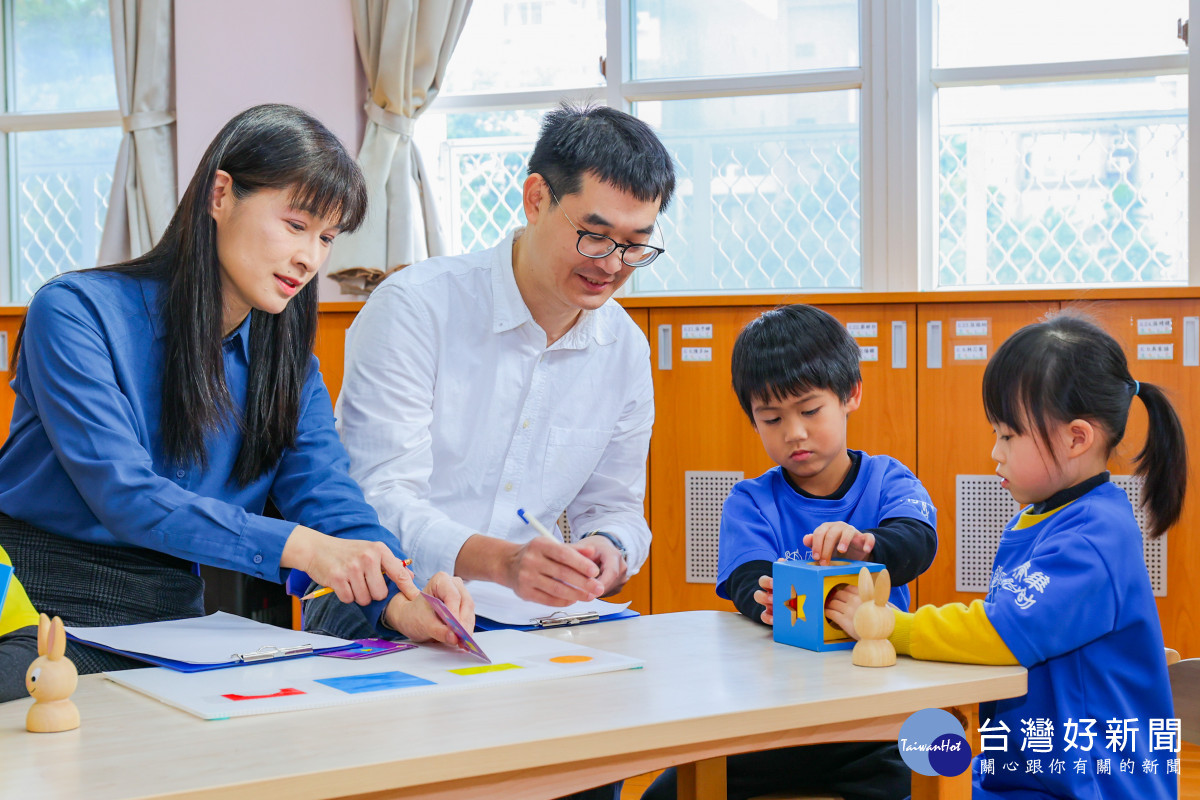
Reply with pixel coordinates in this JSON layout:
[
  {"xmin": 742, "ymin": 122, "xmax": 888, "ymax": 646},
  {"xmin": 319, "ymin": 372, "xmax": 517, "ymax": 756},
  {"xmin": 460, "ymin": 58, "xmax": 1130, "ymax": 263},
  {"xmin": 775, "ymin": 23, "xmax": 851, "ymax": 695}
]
[
  {"xmin": 716, "ymin": 484, "xmax": 780, "ymax": 599},
  {"xmin": 876, "ymin": 459, "xmax": 937, "ymax": 530}
]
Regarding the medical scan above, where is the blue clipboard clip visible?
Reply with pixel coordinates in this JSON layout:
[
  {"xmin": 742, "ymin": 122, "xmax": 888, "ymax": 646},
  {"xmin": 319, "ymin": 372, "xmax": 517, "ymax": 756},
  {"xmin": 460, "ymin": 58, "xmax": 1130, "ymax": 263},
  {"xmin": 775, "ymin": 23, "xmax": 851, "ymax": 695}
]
[
  {"xmin": 230, "ymin": 644, "xmax": 314, "ymax": 663},
  {"xmin": 533, "ymin": 611, "xmax": 601, "ymax": 628}
]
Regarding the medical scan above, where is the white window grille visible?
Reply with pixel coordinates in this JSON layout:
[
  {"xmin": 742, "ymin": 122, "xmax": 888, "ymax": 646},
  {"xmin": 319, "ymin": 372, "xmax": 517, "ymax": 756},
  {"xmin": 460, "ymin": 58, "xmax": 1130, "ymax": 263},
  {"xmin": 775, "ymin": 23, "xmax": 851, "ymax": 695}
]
[
  {"xmin": 0, "ymin": 0, "xmax": 122, "ymax": 304},
  {"xmin": 416, "ymin": 0, "xmax": 1198, "ymax": 293},
  {"xmin": 931, "ymin": 0, "xmax": 1190, "ymax": 289},
  {"xmin": 419, "ymin": 0, "xmax": 867, "ymax": 295}
]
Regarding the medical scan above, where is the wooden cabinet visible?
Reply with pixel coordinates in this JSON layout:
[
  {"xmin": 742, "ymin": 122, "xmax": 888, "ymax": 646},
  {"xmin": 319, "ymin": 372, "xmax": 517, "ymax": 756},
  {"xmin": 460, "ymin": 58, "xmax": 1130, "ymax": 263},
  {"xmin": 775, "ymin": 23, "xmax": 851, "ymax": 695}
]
[
  {"xmin": 0, "ymin": 312, "xmax": 24, "ymax": 436},
  {"xmin": 606, "ymin": 308, "xmax": 652, "ymax": 614},
  {"xmin": 646, "ymin": 304, "xmax": 918, "ymax": 614},
  {"xmin": 914, "ymin": 302, "xmax": 1059, "ymax": 610},
  {"xmin": 7, "ymin": 288, "xmax": 1200, "ymax": 654},
  {"xmin": 1084, "ymin": 300, "xmax": 1200, "ymax": 656}
]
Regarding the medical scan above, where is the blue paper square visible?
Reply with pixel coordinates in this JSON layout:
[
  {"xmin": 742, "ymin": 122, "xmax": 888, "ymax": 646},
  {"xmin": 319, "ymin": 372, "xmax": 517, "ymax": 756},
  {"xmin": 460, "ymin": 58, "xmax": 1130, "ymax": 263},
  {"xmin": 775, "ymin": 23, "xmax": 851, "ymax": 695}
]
[
  {"xmin": 314, "ymin": 671, "xmax": 435, "ymax": 694},
  {"xmin": 0, "ymin": 562, "xmax": 12, "ymax": 610}
]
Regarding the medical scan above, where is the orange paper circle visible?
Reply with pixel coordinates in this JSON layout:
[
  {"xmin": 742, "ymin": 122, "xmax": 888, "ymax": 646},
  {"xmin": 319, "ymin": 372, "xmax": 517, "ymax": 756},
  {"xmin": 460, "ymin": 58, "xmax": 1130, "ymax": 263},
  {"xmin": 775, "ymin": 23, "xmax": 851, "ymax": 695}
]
[{"xmin": 550, "ymin": 655, "xmax": 593, "ymax": 664}]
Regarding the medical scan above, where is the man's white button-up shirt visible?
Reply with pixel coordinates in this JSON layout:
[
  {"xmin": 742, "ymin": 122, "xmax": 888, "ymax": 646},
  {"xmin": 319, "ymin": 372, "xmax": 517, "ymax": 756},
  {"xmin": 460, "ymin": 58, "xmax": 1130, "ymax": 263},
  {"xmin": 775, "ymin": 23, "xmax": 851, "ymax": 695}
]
[{"xmin": 335, "ymin": 230, "xmax": 654, "ymax": 585}]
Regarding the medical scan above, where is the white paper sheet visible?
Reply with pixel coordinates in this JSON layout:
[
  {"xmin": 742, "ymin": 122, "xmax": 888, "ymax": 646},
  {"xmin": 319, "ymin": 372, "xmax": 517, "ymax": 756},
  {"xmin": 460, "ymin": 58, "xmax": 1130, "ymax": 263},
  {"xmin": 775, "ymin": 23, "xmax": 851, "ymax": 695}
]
[
  {"xmin": 65, "ymin": 612, "xmax": 352, "ymax": 665},
  {"xmin": 105, "ymin": 629, "xmax": 644, "ymax": 719},
  {"xmin": 466, "ymin": 580, "xmax": 631, "ymax": 625}
]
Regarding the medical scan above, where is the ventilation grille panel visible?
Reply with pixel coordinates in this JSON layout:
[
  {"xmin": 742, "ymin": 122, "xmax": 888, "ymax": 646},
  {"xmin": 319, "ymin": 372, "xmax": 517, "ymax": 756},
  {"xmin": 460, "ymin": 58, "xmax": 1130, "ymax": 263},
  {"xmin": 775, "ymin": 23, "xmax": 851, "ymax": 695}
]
[
  {"xmin": 955, "ymin": 475, "xmax": 1020, "ymax": 593},
  {"xmin": 685, "ymin": 471, "xmax": 743, "ymax": 583},
  {"xmin": 956, "ymin": 474, "xmax": 1166, "ymax": 596}
]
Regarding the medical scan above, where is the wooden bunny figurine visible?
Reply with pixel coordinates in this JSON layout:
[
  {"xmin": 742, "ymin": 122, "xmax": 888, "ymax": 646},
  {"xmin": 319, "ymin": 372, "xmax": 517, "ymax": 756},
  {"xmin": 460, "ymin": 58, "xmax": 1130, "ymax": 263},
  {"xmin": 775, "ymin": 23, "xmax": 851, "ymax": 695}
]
[
  {"xmin": 851, "ymin": 567, "xmax": 896, "ymax": 667},
  {"xmin": 25, "ymin": 613, "xmax": 80, "ymax": 733}
]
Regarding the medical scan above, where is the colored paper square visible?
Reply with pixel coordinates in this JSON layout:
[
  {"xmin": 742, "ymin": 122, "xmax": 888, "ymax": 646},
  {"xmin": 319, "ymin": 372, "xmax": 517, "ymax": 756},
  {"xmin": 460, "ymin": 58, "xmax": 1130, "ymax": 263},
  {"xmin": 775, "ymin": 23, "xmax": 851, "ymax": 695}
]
[
  {"xmin": 0, "ymin": 562, "xmax": 12, "ymax": 609},
  {"xmin": 315, "ymin": 671, "xmax": 435, "ymax": 694},
  {"xmin": 449, "ymin": 662, "xmax": 523, "ymax": 676},
  {"xmin": 319, "ymin": 639, "xmax": 416, "ymax": 659}
]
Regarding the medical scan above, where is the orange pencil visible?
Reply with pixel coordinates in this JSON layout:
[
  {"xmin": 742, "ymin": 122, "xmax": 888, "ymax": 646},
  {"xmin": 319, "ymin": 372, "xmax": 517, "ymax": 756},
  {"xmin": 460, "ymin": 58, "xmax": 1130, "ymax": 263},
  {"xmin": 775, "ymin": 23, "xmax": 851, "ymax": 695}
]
[{"xmin": 299, "ymin": 559, "xmax": 413, "ymax": 602}]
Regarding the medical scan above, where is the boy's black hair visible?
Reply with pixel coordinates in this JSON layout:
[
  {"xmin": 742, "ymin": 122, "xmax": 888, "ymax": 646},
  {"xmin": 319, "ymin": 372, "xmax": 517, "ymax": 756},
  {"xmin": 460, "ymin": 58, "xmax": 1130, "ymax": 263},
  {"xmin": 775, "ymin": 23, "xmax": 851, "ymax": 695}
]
[
  {"xmin": 528, "ymin": 103, "xmax": 676, "ymax": 211},
  {"xmin": 983, "ymin": 309, "xmax": 1187, "ymax": 537},
  {"xmin": 731, "ymin": 304, "xmax": 861, "ymax": 421}
]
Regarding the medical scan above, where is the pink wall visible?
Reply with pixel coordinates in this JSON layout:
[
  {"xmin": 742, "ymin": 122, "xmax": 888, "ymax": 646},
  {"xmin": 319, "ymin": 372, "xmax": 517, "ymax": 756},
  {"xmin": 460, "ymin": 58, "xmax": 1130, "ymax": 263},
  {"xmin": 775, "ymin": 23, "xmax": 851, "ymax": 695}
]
[{"xmin": 175, "ymin": 0, "xmax": 365, "ymax": 299}]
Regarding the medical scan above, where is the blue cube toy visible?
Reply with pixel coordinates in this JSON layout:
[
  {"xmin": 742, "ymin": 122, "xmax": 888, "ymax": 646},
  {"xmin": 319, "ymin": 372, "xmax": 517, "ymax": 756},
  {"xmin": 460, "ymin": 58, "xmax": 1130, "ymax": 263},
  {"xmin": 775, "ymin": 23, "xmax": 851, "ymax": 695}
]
[{"xmin": 772, "ymin": 559, "xmax": 884, "ymax": 651}]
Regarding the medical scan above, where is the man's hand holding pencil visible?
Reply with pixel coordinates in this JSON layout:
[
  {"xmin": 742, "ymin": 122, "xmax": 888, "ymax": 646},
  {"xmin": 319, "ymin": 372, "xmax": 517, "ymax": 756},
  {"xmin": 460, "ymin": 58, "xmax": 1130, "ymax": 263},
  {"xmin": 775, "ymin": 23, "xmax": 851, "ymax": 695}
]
[{"xmin": 506, "ymin": 509, "xmax": 608, "ymax": 606}]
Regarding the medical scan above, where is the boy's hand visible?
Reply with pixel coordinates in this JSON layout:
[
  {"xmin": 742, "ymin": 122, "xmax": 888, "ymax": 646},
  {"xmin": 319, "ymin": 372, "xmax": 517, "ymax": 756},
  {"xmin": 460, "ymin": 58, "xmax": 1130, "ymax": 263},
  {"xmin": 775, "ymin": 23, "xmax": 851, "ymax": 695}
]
[
  {"xmin": 753, "ymin": 574, "xmax": 774, "ymax": 625},
  {"xmin": 804, "ymin": 522, "xmax": 875, "ymax": 564},
  {"xmin": 824, "ymin": 584, "xmax": 863, "ymax": 639}
]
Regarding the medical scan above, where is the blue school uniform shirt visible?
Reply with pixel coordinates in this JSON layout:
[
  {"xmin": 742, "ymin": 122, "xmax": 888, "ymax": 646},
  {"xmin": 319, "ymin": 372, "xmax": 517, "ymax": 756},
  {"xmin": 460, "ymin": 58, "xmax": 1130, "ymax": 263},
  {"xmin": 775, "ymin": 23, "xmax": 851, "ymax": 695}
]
[
  {"xmin": 974, "ymin": 481, "xmax": 1175, "ymax": 800},
  {"xmin": 0, "ymin": 271, "xmax": 404, "ymax": 624},
  {"xmin": 715, "ymin": 451, "xmax": 935, "ymax": 611}
]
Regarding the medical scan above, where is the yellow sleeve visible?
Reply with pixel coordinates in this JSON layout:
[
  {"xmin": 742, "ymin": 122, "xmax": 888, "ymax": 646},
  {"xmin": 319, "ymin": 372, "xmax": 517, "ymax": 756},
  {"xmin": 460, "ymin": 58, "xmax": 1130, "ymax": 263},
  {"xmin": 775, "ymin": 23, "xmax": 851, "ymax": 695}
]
[
  {"xmin": 889, "ymin": 600, "xmax": 1019, "ymax": 665},
  {"xmin": 0, "ymin": 546, "xmax": 38, "ymax": 637}
]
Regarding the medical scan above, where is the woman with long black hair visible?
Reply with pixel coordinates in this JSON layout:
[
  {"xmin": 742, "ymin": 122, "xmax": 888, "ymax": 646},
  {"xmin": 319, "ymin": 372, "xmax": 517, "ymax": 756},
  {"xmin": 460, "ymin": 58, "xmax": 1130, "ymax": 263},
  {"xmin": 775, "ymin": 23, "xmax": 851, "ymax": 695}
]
[{"xmin": 0, "ymin": 104, "xmax": 472, "ymax": 683}]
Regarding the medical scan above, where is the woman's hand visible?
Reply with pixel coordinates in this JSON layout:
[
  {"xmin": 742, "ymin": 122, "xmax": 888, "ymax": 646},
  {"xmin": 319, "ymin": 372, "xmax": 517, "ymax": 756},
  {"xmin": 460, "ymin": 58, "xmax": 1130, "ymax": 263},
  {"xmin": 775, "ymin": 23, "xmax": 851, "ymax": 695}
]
[
  {"xmin": 384, "ymin": 572, "xmax": 475, "ymax": 645},
  {"xmin": 281, "ymin": 525, "xmax": 418, "ymax": 605}
]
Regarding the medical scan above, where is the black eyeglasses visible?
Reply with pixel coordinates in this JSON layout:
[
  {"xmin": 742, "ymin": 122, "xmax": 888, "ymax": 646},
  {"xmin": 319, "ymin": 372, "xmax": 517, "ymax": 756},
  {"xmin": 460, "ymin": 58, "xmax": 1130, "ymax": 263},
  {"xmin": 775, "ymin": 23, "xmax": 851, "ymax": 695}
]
[{"xmin": 546, "ymin": 184, "xmax": 665, "ymax": 268}]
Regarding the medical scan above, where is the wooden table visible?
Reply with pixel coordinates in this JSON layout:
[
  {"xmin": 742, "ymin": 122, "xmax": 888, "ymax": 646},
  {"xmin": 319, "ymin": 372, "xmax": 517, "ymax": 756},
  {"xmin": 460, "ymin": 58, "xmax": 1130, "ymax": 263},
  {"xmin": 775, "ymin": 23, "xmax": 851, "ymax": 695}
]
[{"xmin": 0, "ymin": 611, "xmax": 1025, "ymax": 800}]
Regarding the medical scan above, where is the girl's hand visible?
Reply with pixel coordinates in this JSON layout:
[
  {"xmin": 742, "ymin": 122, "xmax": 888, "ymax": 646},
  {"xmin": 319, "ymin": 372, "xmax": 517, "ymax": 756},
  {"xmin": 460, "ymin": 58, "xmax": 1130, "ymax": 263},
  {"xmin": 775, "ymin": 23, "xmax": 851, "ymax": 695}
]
[
  {"xmin": 824, "ymin": 584, "xmax": 863, "ymax": 640},
  {"xmin": 281, "ymin": 525, "xmax": 417, "ymax": 605},
  {"xmin": 754, "ymin": 574, "xmax": 775, "ymax": 625},
  {"xmin": 804, "ymin": 523, "xmax": 876, "ymax": 564},
  {"xmin": 384, "ymin": 572, "xmax": 475, "ymax": 645}
]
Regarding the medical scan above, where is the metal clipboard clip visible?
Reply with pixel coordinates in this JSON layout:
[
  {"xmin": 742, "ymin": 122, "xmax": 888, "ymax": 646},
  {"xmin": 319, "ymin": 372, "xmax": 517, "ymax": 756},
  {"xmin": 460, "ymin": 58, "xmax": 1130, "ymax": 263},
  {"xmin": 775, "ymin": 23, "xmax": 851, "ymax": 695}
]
[
  {"xmin": 532, "ymin": 611, "xmax": 601, "ymax": 628},
  {"xmin": 230, "ymin": 644, "xmax": 314, "ymax": 663}
]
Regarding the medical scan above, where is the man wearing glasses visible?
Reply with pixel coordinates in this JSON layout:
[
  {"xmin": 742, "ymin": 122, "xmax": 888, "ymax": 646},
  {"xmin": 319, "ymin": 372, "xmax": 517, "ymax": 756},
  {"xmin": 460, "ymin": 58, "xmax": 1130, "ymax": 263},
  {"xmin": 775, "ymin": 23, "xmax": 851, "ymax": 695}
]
[{"xmin": 328, "ymin": 104, "xmax": 674, "ymax": 626}]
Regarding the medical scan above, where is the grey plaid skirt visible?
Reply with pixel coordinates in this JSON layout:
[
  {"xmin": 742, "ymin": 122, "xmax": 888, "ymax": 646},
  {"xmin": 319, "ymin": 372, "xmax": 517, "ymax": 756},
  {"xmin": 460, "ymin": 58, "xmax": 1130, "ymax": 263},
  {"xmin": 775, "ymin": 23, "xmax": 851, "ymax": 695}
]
[{"xmin": 0, "ymin": 513, "xmax": 205, "ymax": 674}]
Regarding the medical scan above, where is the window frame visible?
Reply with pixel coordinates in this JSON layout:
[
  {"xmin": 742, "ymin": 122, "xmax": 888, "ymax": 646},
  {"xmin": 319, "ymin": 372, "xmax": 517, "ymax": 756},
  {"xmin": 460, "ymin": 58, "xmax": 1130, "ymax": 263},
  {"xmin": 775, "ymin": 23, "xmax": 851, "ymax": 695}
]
[
  {"xmin": 0, "ymin": 0, "xmax": 121, "ymax": 305},
  {"xmin": 427, "ymin": 0, "xmax": 1199, "ymax": 294},
  {"xmin": 917, "ymin": 0, "xmax": 1194, "ymax": 290}
]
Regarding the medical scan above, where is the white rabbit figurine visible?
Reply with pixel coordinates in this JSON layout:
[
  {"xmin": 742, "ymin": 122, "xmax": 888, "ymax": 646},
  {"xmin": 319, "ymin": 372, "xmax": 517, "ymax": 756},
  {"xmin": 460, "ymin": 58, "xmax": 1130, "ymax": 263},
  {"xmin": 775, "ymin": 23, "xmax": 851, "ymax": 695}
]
[
  {"xmin": 25, "ymin": 613, "xmax": 80, "ymax": 733},
  {"xmin": 851, "ymin": 567, "xmax": 897, "ymax": 667}
]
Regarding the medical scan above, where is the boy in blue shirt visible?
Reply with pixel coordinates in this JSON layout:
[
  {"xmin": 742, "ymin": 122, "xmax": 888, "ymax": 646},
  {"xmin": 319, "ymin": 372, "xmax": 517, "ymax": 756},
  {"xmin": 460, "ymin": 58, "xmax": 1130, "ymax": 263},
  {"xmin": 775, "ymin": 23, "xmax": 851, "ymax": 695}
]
[{"xmin": 643, "ymin": 304, "xmax": 937, "ymax": 800}]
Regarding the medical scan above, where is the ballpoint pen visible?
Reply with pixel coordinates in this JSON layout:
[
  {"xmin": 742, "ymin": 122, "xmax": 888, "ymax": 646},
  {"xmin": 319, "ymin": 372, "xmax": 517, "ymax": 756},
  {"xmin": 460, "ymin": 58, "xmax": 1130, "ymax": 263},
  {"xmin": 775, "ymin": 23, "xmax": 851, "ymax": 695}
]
[{"xmin": 517, "ymin": 508, "xmax": 561, "ymax": 542}]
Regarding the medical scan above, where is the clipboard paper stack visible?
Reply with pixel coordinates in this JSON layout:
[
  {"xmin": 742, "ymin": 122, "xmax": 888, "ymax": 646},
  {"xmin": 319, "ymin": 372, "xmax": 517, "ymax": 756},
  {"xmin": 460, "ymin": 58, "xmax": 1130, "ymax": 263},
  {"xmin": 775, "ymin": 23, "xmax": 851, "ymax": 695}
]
[
  {"xmin": 64, "ymin": 612, "xmax": 354, "ymax": 672},
  {"xmin": 467, "ymin": 580, "xmax": 639, "ymax": 631}
]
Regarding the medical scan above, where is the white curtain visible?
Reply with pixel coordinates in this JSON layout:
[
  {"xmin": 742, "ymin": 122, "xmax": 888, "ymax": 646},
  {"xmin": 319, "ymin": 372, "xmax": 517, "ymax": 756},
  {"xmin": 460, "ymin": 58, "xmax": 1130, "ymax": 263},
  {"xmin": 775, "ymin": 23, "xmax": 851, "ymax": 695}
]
[
  {"xmin": 326, "ymin": 0, "xmax": 472, "ymax": 295},
  {"xmin": 98, "ymin": 0, "xmax": 177, "ymax": 265}
]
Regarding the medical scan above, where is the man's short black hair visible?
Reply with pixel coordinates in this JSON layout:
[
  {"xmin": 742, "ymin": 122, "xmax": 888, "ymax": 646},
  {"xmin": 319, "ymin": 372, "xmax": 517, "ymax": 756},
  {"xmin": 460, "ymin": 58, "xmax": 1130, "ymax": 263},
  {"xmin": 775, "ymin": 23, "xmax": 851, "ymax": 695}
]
[
  {"xmin": 731, "ymin": 304, "xmax": 862, "ymax": 421},
  {"xmin": 528, "ymin": 103, "xmax": 676, "ymax": 211}
]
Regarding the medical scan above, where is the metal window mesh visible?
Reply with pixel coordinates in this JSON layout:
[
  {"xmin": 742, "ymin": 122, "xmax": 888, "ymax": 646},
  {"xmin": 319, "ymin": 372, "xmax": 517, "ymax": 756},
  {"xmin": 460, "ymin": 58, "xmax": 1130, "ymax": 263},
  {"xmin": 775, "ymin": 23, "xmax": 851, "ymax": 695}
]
[
  {"xmin": 938, "ymin": 118, "xmax": 1187, "ymax": 287},
  {"xmin": 443, "ymin": 127, "xmax": 862, "ymax": 292},
  {"xmin": 16, "ymin": 163, "xmax": 113, "ymax": 303},
  {"xmin": 440, "ymin": 115, "xmax": 1184, "ymax": 290}
]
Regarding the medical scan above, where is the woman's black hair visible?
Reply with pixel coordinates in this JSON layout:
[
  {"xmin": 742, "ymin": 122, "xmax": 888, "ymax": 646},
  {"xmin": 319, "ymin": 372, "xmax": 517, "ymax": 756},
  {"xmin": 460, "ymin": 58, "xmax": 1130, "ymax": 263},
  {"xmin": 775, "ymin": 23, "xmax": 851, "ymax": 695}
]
[
  {"xmin": 982, "ymin": 309, "xmax": 1187, "ymax": 537},
  {"xmin": 16, "ymin": 103, "xmax": 367, "ymax": 485}
]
